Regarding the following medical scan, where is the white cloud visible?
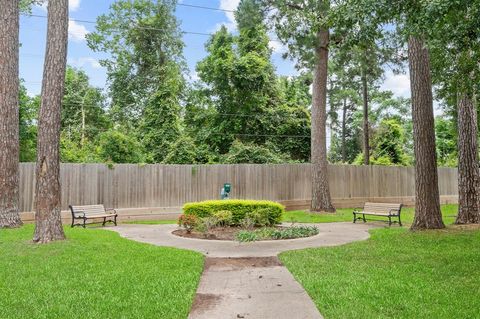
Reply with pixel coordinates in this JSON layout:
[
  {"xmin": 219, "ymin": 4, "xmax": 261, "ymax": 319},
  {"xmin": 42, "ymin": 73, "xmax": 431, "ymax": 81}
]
[
  {"xmin": 69, "ymin": 57, "xmax": 101, "ymax": 69},
  {"xmin": 68, "ymin": 20, "xmax": 89, "ymax": 42},
  {"xmin": 381, "ymin": 71, "xmax": 411, "ymax": 98},
  {"xmin": 38, "ymin": 0, "xmax": 81, "ymax": 12},
  {"xmin": 269, "ymin": 39, "xmax": 287, "ymax": 54},
  {"xmin": 212, "ymin": 0, "xmax": 240, "ymax": 32}
]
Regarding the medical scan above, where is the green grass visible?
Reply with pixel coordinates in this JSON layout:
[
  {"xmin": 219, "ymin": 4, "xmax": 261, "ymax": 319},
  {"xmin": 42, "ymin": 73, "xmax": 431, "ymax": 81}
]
[
  {"xmin": 283, "ymin": 204, "xmax": 459, "ymax": 225},
  {"xmin": 280, "ymin": 226, "xmax": 480, "ymax": 319},
  {"xmin": 0, "ymin": 225, "xmax": 203, "ymax": 319}
]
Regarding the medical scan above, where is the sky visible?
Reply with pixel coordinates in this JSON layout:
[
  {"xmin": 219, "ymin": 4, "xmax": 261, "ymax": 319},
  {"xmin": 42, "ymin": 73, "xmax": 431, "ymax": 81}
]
[{"xmin": 19, "ymin": 0, "xmax": 411, "ymax": 99}]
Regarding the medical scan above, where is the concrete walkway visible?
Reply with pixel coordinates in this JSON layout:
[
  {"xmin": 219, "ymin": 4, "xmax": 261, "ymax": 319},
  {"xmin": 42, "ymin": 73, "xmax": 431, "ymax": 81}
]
[
  {"xmin": 110, "ymin": 222, "xmax": 373, "ymax": 257},
  {"xmin": 109, "ymin": 222, "xmax": 375, "ymax": 319}
]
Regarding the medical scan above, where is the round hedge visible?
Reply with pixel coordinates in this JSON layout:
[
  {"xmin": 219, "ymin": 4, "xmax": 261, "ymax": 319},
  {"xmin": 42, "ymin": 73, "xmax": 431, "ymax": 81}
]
[{"xmin": 183, "ymin": 199, "xmax": 284, "ymax": 225}]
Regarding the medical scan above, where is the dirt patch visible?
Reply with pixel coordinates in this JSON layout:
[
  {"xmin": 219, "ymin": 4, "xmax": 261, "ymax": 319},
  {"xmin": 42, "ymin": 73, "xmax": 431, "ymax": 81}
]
[
  {"xmin": 189, "ymin": 293, "xmax": 223, "ymax": 315},
  {"xmin": 173, "ymin": 226, "xmax": 286, "ymax": 241},
  {"xmin": 204, "ymin": 257, "xmax": 283, "ymax": 270}
]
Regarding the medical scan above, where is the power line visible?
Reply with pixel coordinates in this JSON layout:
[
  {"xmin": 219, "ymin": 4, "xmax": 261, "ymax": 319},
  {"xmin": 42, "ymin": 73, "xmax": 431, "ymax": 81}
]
[
  {"xmin": 177, "ymin": 3, "xmax": 235, "ymax": 13},
  {"xmin": 21, "ymin": 13, "xmax": 283, "ymax": 43}
]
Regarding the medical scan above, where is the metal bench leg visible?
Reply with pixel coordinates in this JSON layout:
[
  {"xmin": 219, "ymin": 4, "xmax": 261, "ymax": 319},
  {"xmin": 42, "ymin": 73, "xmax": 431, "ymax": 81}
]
[
  {"xmin": 353, "ymin": 212, "xmax": 357, "ymax": 223},
  {"xmin": 102, "ymin": 217, "xmax": 106, "ymax": 226},
  {"xmin": 388, "ymin": 216, "xmax": 392, "ymax": 226},
  {"xmin": 83, "ymin": 217, "xmax": 86, "ymax": 228},
  {"xmin": 114, "ymin": 215, "xmax": 117, "ymax": 226},
  {"xmin": 362, "ymin": 214, "xmax": 366, "ymax": 223},
  {"xmin": 398, "ymin": 215, "xmax": 402, "ymax": 227},
  {"xmin": 71, "ymin": 218, "xmax": 75, "ymax": 228}
]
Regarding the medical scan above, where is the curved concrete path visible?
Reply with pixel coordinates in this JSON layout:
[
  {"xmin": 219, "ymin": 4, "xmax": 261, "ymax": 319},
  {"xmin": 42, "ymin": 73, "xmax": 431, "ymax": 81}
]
[
  {"xmin": 108, "ymin": 223, "xmax": 375, "ymax": 319},
  {"xmin": 109, "ymin": 222, "xmax": 374, "ymax": 257}
]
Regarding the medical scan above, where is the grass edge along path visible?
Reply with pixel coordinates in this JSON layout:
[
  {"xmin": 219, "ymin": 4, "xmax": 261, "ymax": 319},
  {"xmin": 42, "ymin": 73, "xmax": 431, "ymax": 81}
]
[
  {"xmin": 280, "ymin": 226, "xmax": 480, "ymax": 319},
  {"xmin": 0, "ymin": 225, "xmax": 204, "ymax": 319}
]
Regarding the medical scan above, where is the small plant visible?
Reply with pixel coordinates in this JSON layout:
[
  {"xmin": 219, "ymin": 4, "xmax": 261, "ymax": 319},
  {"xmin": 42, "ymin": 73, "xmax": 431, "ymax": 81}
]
[
  {"xmin": 178, "ymin": 214, "xmax": 198, "ymax": 233},
  {"xmin": 240, "ymin": 216, "xmax": 255, "ymax": 230},
  {"xmin": 194, "ymin": 216, "xmax": 219, "ymax": 237},
  {"xmin": 246, "ymin": 208, "xmax": 271, "ymax": 227},
  {"xmin": 235, "ymin": 230, "xmax": 258, "ymax": 242},
  {"xmin": 212, "ymin": 210, "xmax": 233, "ymax": 227}
]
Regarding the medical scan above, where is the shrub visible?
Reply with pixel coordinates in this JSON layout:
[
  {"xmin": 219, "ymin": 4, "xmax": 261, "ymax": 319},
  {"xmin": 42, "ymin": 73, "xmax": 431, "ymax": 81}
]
[
  {"xmin": 212, "ymin": 210, "xmax": 233, "ymax": 226},
  {"xmin": 178, "ymin": 214, "xmax": 198, "ymax": 233},
  {"xmin": 194, "ymin": 216, "xmax": 218, "ymax": 237},
  {"xmin": 246, "ymin": 207, "xmax": 279, "ymax": 226},
  {"xmin": 183, "ymin": 199, "xmax": 284, "ymax": 225}
]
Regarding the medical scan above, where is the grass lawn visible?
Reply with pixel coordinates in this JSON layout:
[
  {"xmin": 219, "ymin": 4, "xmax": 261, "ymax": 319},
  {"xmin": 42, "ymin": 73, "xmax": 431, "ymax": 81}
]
[
  {"xmin": 0, "ymin": 225, "xmax": 204, "ymax": 319},
  {"xmin": 280, "ymin": 226, "xmax": 480, "ymax": 319},
  {"xmin": 283, "ymin": 204, "xmax": 459, "ymax": 225}
]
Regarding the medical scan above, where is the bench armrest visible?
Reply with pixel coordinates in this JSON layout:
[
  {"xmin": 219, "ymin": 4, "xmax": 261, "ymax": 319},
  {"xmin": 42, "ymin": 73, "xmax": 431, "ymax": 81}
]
[
  {"xmin": 389, "ymin": 209, "xmax": 400, "ymax": 216},
  {"xmin": 105, "ymin": 208, "xmax": 117, "ymax": 215},
  {"xmin": 353, "ymin": 207, "xmax": 363, "ymax": 213},
  {"xmin": 72, "ymin": 210, "xmax": 85, "ymax": 218}
]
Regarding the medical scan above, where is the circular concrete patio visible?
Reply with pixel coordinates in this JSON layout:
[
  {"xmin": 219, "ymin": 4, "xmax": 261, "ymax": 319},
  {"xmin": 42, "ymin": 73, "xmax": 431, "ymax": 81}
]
[{"xmin": 108, "ymin": 222, "xmax": 376, "ymax": 257}]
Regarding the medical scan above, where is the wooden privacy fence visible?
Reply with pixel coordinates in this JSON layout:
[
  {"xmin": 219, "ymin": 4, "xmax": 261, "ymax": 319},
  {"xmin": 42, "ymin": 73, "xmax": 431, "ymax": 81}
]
[{"xmin": 19, "ymin": 163, "xmax": 458, "ymax": 221}]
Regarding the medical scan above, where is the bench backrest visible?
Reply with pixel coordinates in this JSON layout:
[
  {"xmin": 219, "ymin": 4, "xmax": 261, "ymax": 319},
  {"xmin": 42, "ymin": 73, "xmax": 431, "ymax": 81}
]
[
  {"xmin": 70, "ymin": 204, "xmax": 106, "ymax": 216},
  {"xmin": 363, "ymin": 202, "xmax": 402, "ymax": 214}
]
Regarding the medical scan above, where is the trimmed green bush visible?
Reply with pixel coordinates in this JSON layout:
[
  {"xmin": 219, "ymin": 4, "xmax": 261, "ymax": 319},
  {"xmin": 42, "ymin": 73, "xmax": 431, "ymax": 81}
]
[{"xmin": 183, "ymin": 199, "xmax": 284, "ymax": 225}]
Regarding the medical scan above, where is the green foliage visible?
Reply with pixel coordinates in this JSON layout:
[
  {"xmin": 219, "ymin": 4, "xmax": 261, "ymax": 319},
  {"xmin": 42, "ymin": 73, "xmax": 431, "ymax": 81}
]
[
  {"xmin": 194, "ymin": 216, "xmax": 218, "ymax": 236},
  {"xmin": 19, "ymin": 83, "xmax": 39, "ymax": 162},
  {"xmin": 221, "ymin": 140, "xmax": 288, "ymax": 164},
  {"xmin": 211, "ymin": 210, "xmax": 233, "ymax": 226},
  {"xmin": 235, "ymin": 226, "xmax": 319, "ymax": 242},
  {"xmin": 97, "ymin": 129, "xmax": 145, "ymax": 163},
  {"xmin": 87, "ymin": 0, "xmax": 184, "ymax": 162},
  {"xmin": 163, "ymin": 135, "xmax": 213, "ymax": 164},
  {"xmin": 246, "ymin": 207, "xmax": 280, "ymax": 227},
  {"xmin": 183, "ymin": 199, "xmax": 284, "ymax": 225}
]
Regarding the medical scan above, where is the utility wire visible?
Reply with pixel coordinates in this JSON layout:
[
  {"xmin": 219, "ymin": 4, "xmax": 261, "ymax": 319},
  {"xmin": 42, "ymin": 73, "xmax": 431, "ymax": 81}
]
[{"xmin": 177, "ymin": 3, "xmax": 235, "ymax": 13}]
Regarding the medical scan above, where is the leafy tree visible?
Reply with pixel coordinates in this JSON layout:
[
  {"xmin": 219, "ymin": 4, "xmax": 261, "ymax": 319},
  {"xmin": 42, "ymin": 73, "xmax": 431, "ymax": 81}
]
[
  {"xmin": 87, "ymin": 0, "xmax": 184, "ymax": 162},
  {"xmin": 221, "ymin": 140, "xmax": 288, "ymax": 164},
  {"xmin": 97, "ymin": 129, "xmax": 145, "ymax": 164},
  {"xmin": 61, "ymin": 66, "xmax": 110, "ymax": 146},
  {"xmin": 19, "ymin": 83, "xmax": 39, "ymax": 162}
]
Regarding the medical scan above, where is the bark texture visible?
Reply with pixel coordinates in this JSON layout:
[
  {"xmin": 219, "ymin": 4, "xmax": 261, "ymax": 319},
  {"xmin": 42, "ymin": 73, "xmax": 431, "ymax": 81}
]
[
  {"xmin": 33, "ymin": 0, "xmax": 68, "ymax": 243},
  {"xmin": 361, "ymin": 71, "xmax": 369, "ymax": 165},
  {"xmin": 408, "ymin": 35, "xmax": 444, "ymax": 230},
  {"xmin": 456, "ymin": 93, "xmax": 480, "ymax": 224},
  {"xmin": 341, "ymin": 98, "xmax": 347, "ymax": 163},
  {"xmin": 0, "ymin": 0, "xmax": 23, "ymax": 228},
  {"xmin": 311, "ymin": 28, "xmax": 335, "ymax": 212}
]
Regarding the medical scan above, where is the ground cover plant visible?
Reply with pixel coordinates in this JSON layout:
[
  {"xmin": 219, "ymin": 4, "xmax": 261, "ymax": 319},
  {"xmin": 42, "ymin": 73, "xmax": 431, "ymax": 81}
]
[
  {"xmin": 236, "ymin": 225, "xmax": 319, "ymax": 242},
  {"xmin": 0, "ymin": 225, "xmax": 203, "ymax": 319},
  {"xmin": 280, "ymin": 226, "xmax": 480, "ymax": 319}
]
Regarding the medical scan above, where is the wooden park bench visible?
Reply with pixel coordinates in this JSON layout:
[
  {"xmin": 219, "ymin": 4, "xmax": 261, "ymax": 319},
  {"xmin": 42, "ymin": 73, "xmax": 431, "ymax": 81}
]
[
  {"xmin": 353, "ymin": 202, "xmax": 403, "ymax": 226},
  {"xmin": 69, "ymin": 204, "xmax": 118, "ymax": 228}
]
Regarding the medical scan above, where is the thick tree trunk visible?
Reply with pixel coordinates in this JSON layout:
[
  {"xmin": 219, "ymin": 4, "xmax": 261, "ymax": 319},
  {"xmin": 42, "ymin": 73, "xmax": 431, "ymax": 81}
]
[
  {"xmin": 408, "ymin": 35, "xmax": 444, "ymax": 230},
  {"xmin": 361, "ymin": 70, "xmax": 369, "ymax": 165},
  {"xmin": 341, "ymin": 98, "xmax": 347, "ymax": 163},
  {"xmin": 311, "ymin": 28, "xmax": 335, "ymax": 212},
  {"xmin": 33, "ymin": 0, "xmax": 68, "ymax": 243},
  {"xmin": 456, "ymin": 93, "xmax": 480, "ymax": 224},
  {"xmin": 0, "ymin": 0, "xmax": 23, "ymax": 228}
]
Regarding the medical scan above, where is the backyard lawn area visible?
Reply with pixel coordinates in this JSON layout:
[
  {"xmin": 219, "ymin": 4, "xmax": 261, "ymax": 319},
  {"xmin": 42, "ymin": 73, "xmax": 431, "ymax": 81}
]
[
  {"xmin": 280, "ymin": 225, "xmax": 480, "ymax": 319},
  {"xmin": 0, "ymin": 225, "xmax": 203, "ymax": 319}
]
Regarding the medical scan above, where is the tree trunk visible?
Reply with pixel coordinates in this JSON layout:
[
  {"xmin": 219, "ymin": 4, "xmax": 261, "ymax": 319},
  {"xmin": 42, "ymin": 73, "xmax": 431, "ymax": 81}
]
[
  {"xmin": 361, "ymin": 70, "xmax": 369, "ymax": 165},
  {"xmin": 456, "ymin": 93, "xmax": 480, "ymax": 224},
  {"xmin": 33, "ymin": 0, "xmax": 68, "ymax": 243},
  {"xmin": 341, "ymin": 98, "xmax": 347, "ymax": 163},
  {"xmin": 0, "ymin": 0, "xmax": 23, "ymax": 228},
  {"xmin": 408, "ymin": 35, "xmax": 444, "ymax": 230},
  {"xmin": 311, "ymin": 28, "xmax": 335, "ymax": 212}
]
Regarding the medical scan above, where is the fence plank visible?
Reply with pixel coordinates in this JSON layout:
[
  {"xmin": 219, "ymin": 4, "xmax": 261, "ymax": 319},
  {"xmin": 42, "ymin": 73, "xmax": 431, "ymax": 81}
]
[{"xmin": 18, "ymin": 163, "xmax": 458, "ymax": 212}]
